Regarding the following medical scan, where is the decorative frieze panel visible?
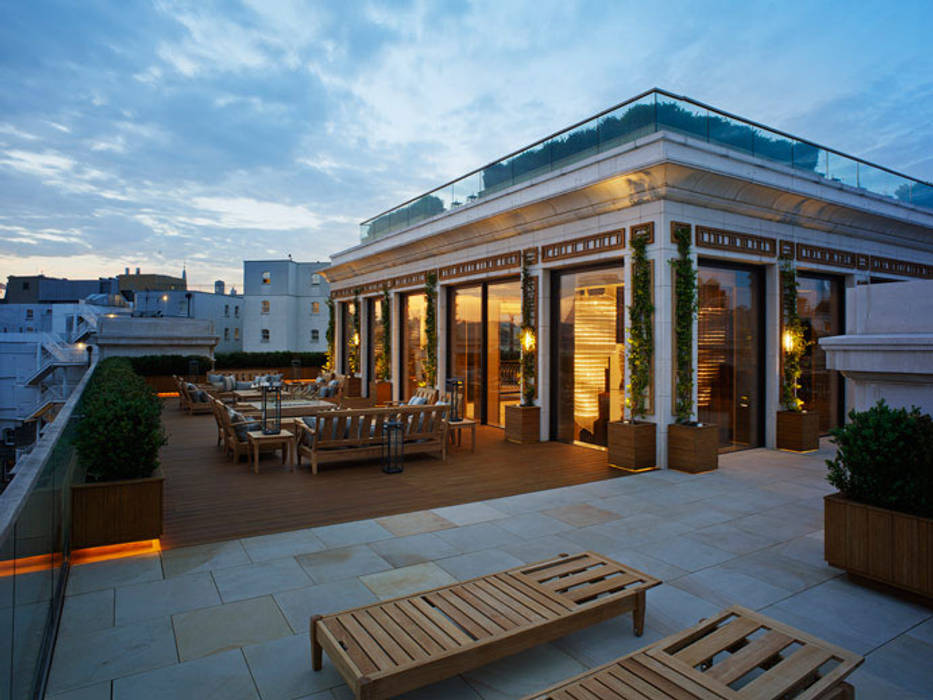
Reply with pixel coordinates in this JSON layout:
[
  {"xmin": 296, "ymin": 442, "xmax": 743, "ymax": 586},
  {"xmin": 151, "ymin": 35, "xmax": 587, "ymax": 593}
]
[
  {"xmin": 670, "ymin": 221, "xmax": 691, "ymax": 243},
  {"xmin": 796, "ymin": 243, "xmax": 857, "ymax": 268},
  {"xmin": 439, "ymin": 251, "xmax": 522, "ymax": 281},
  {"xmin": 390, "ymin": 271, "xmax": 428, "ymax": 290},
  {"xmin": 778, "ymin": 239, "xmax": 795, "ymax": 259},
  {"xmin": 695, "ymin": 226, "xmax": 777, "ymax": 257},
  {"xmin": 630, "ymin": 222, "xmax": 654, "ymax": 244},
  {"xmin": 870, "ymin": 256, "xmax": 933, "ymax": 279},
  {"xmin": 542, "ymin": 230, "xmax": 625, "ymax": 262}
]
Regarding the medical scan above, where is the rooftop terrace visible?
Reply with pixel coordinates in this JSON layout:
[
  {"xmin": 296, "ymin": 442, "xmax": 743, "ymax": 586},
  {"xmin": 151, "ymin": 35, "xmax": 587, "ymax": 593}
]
[{"xmin": 360, "ymin": 88, "xmax": 933, "ymax": 243}]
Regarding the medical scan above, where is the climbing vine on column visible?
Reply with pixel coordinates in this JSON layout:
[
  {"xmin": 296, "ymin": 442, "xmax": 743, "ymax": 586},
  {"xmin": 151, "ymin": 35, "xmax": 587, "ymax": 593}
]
[
  {"xmin": 780, "ymin": 258, "xmax": 807, "ymax": 411},
  {"xmin": 627, "ymin": 233, "xmax": 654, "ymax": 420},
  {"xmin": 671, "ymin": 224, "xmax": 697, "ymax": 424},
  {"xmin": 520, "ymin": 256, "xmax": 536, "ymax": 406},
  {"xmin": 378, "ymin": 286, "xmax": 391, "ymax": 381},
  {"xmin": 423, "ymin": 271, "xmax": 438, "ymax": 386}
]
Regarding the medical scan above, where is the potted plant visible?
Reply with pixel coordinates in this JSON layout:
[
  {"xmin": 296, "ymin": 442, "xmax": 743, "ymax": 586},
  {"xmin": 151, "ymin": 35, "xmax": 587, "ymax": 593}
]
[
  {"xmin": 71, "ymin": 357, "xmax": 167, "ymax": 548},
  {"xmin": 824, "ymin": 400, "xmax": 933, "ymax": 597},
  {"xmin": 345, "ymin": 289, "xmax": 363, "ymax": 396},
  {"xmin": 608, "ymin": 232, "xmax": 655, "ymax": 469},
  {"xmin": 776, "ymin": 259, "xmax": 819, "ymax": 451},
  {"xmin": 506, "ymin": 256, "xmax": 540, "ymax": 443},
  {"xmin": 370, "ymin": 286, "xmax": 393, "ymax": 403},
  {"xmin": 667, "ymin": 223, "xmax": 718, "ymax": 473}
]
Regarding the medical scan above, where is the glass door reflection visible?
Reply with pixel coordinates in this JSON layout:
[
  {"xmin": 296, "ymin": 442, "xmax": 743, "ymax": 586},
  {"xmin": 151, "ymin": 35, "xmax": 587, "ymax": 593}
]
[
  {"xmin": 449, "ymin": 286, "xmax": 482, "ymax": 420},
  {"xmin": 796, "ymin": 274, "xmax": 844, "ymax": 433},
  {"xmin": 402, "ymin": 293, "xmax": 426, "ymax": 400},
  {"xmin": 486, "ymin": 280, "xmax": 522, "ymax": 427}
]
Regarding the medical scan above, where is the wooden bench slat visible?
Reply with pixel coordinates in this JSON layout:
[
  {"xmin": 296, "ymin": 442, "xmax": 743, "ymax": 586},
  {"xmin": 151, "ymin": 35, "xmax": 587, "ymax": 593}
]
[
  {"xmin": 705, "ymin": 630, "xmax": 793, "ymax": 685},
  {"xmin": 461, "ymin": 581, "xmax": 532, "ymax": 626},
  {"xmin": 563, "ymin": 572, "xmax": 642, "ymax": 604},
  {"xmin": 499, "ymin": 573, "xmax": 576, "ymax": 613},
  {"xmin": 407, "ymin": 597, "xmax": 473, "ymax": 647},
  {"xmin": 367, "ymin": 606, "xmax": 430, "ymax": 662},
  {"xmin": 543, "ymin": 563, "xmax": 618, "ymax": 592},
  {"xmin": 471, "ymin": 579, "xmax": 544, "ymax": 624},
  {"xmin": 435, "ymin": 588, "xmax": 507, "ymax": 635},
  {"xmin": 674, "ymin": 617, "xmax": 761, "ymax": 667},
  {"xmin": 485, "ymin": 575, "xmax": 564, "ymax": 619},
  {"xmin": 737, "ymin": 645, "xmax": 834, "ymax": 699},
  {"xmin": 522, "ymin": 554, "xmax": 603, "ymax": 581},
  {"xmin": 624, "ymin": 655, "xmax": 725, "ymax": 700},
  {"xmin": 382, "ymin": 602, "xmax": 447, "ymax": 656},
  {"xmin": 574, "ymin": 680, "xmax": 611, "ymax": 700},
  {"xmin": 423, "ymin": 592, "xmax": 492, "ymax": 640},
  {"xmin": 349, "ymin": 611, "xmax": 412, "ymax": 667},
  {"xmin": 602, "ymin": 665, "xmax": 669, "ymax": 699},
  {"xmin": 329, "ymin": 617, "xmax": 386, "ymax": 674}
]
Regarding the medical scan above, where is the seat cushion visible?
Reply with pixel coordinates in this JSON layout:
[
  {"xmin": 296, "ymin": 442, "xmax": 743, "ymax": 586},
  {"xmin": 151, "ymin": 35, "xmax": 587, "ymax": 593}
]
[
  {"xmin": 408, "ymin": 395, "xmax": 428, "ymax": 406},
  {"xmin": 228, "ymin": 409, "xmax": 260, "ymax": 441}
]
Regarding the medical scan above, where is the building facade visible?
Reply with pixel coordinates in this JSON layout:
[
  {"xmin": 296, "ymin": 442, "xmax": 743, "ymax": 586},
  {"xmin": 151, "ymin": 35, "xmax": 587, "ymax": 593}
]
[
  {"xmin": 242, "ymin": 260, "xmax": 331, "ymax": 353},
  {"xmin": 3, "ymin": 275, "xmax": 119, "ymax": 304},
  {"xmin": 134, "ymin": 288, "xmax": 243, "ymax": 353},
  {"xmin": 326, "ymin": 89, "xmax": 933, "ymax": 467}
]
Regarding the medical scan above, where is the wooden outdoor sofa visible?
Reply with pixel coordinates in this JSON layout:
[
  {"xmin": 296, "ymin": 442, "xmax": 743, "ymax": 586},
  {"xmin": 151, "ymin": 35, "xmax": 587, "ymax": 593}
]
[
  {"xmin": 522, "ymin": 605, "xmax": 863, "ymax": 700},
  {"xmin": 311, "ymin": 552, "xmax": 661, "ymax": 700},
  {"xmin": 296, "ymin": 404, "xmax": 449, "ymax": 474}
]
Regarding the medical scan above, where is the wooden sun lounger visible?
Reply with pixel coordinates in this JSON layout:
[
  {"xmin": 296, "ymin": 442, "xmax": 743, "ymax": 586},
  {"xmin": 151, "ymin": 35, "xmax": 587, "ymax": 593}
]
[
  {"xmin": 311, "ymin": 552, "xmax": 661, "ymax": 700},
  {"xmin": 523, "ymin": 604, "xmax": 864, "ymax": 700}
]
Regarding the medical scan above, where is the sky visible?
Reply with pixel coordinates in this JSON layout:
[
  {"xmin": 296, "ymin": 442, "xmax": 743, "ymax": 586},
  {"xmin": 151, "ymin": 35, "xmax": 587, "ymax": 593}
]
[{"xmin": 1, "ymin": 0, "xmax": 931, "ymax": 292}]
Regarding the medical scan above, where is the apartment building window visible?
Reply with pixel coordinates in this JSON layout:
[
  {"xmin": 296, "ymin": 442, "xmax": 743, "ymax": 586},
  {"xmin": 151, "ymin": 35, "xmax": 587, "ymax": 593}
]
[
  {"xmin": 262, "ymin": 271, "xmax": 271, "ymax": 285},
  {"xmin": 261, "ymin": 329, "xmax": 270, "ymax": 343},
  {"xmin": 224, "ymin": 328, "xmax": 230, "ymax": 341},
  {"xmin": 261, "ymin": 300, "xmax": 270, "ymax": 313},
  {"xmin": 25, "ymin": 309, "xmax": 33, "ymax": 320},
  {"xmin": 311, "ymin": 273, "xmax": 321, "ymax": 286},
  {"xmin": 234, "ymin": 305, "xmax": 239, "ymax": 318},
  {"xmin": 311, "ymin": 301, "xmax": 320, "ymax": 314},
  {"xmin": 311, "ymin": 329, "xmax": 319, "ymax": 342},
  {"xmin": 234, "ymin": 327, "xmax": 240, "ymax": 340},
  {"xmin": 224, "ymin": 305, "xmax": 229, "ymax": 317}
]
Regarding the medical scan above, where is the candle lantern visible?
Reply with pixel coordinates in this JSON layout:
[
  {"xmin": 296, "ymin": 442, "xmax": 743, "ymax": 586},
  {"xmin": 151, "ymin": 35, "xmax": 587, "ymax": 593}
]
[
  {"xmin": 261, "ymin": 382, "xmax": 282, "ymax": 435},
  {"xmin": 382, "ymin": 419, "xmax": 404, "ymax": 473},
  {"xmin": 445, "ymin": 377, "xmax": 464, "ymax": 422}
]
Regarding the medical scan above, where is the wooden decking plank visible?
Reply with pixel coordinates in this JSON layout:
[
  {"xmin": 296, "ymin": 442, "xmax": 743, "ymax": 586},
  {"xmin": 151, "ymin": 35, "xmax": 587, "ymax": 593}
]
[
  {"xmin": 327, "ymin": 617, "xmax": 383, "ymax": 674},
  {"xmin": 472, "ymin": 579, "xmax": 543, "ymax": 623},
  {"xmin": 498, "ymin": 573, "xmax": 575, "ymax": 612},
  {"xmin": 423, "ymin": 592, "xmax": 492, "ymax": 640},
  {"xmin": 435, "ymin": 588, "xmax": 505, "ymax": 635},
  {"xmin": 674, "ymin": 617, "xmax": 761, "ymax": 667},
  {"xmin": 738, "ymin": 645, "xmax": 834, "ymax": 699},
  {"xmin": 382, "ymin": 602, "xmax": 447, "ymax": 655},
  {"xmin": 485, "ymin": 575, "xmax": 562, "ymax": 618},
  {"xmin": 367, "ymin": 606, "xmax": 429, "ymax": 662},
  {"xmin": 563, "ymin": 573, "xmax": 641, "ymax": 603},
  {"xmin": 706, "ymin": 630, "xmax": 794, "ymax": 684},
  {"xmin": 348, "ymin": 610, "xmax": 411, "ymax": 667},
  {"xmin": 454, "ymin": 585, "xmax": 523, "ymax": 630},
  {"xmin": 408, "ymin": 597, "xmax": 474, "ymax": 646},
  {"xmin": 461, "ymin": 581, "xmax": 531, "ymax": 626}
]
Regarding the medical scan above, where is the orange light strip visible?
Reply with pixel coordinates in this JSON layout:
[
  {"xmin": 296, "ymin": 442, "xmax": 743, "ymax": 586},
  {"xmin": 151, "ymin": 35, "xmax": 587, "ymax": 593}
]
[
  {"xmin": 0, "ymin": 539, "xmax": 161, "ymax": 578},
  {"xmin": 157, "ymin": 392, "xmax": 180, "ymax": 398}
]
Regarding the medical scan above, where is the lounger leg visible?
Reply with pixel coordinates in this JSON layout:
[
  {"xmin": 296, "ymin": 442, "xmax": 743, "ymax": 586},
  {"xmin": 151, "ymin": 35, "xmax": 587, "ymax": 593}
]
[
  {"xmin": 633, "ymin": 589, "xmax": 646, "ymax": 637},
  {"xmin": 310, "ymin": 615, "xmax": 323, "ymax": 671}
]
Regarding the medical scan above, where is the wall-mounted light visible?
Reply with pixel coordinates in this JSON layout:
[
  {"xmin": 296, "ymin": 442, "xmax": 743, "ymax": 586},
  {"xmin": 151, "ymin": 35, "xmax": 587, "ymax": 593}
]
[
  {"xmin": 782, "ymin": 329, "xmax": 795, "ymax": 353},
  {"xmin": 352, "ymin": 331, "xmax": 360, "ymax": 346},
  {"xmin": 520, "ymin": 326, "xmax": 536, "ymax": 352},
  {"xmin": 161, "ymin": 294, "xmax": 169, "ymax": 302}
]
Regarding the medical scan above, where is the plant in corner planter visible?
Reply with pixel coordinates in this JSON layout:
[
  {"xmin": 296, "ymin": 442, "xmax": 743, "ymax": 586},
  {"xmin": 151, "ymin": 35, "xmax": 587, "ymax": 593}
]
[
  {"xmin": 506, "ymin": 255, "xmax": 540, "ymax": 444},
  {"xmin": 823, "ymin": 400, "xmax": 933, "ymax": 597},
  {"xmin": 608, "ymin": 232, "xmax": 655, "ymax": 469},
  {"xmin": 423, "ymin": 271, "xmax": 438, "ymax": 388},
  {"xmin": 667, "ymin": 224, "xmax": 718, "ymax": 473},
  {"xmin": 776, "ymin": 258, "xmax": 819, "ymax": 451}
]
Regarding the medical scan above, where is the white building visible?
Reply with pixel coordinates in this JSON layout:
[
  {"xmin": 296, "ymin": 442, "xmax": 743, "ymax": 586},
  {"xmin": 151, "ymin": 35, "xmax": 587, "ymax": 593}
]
[
  {"xmin": 242, "ymin": 260, "xmax": 330, "ymax": 353},
  {"xmin": 133, "ymin": 283, "xmax": 243, "ymax": 353}
]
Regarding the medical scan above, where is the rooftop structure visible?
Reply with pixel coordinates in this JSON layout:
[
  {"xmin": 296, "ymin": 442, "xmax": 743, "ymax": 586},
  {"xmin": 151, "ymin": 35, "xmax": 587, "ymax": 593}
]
[{"xmin": 3, "ymin": 275, "xmax": 119, "ymax": 304}]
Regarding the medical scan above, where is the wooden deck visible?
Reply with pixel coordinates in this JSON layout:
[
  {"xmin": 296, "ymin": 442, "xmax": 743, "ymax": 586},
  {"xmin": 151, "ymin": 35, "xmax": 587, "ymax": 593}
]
[{"xmin": 159, "ymin": 406, "xmax": 626, "ymax": 549}]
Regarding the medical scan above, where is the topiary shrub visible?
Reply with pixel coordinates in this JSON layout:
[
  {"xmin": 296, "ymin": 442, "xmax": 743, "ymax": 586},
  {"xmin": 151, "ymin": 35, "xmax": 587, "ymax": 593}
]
[
  {"xmin": 76, "ymin": 357, "xmax": 167, "ymax": 482},
  {"xmin": 826, "ymin": 399, "xmax": 933, "ymax": 518}
]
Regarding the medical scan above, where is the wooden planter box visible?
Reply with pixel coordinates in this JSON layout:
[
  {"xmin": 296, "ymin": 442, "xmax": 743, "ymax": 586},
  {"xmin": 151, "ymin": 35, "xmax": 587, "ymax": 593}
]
[
  {"xmin": 505, "ymin": 405, "xmax": 540, "ymax": 444},
  {"xmin": 71, "ymin": 469, "xmax": 163, "ymax": 548},
  {"xmin": 667, "ymin": 423, "xmax": 718, "ymax": 473},
  {"xmin": 824, "ymin": 493, "xmax": 933, "ymax": 599},
  {"xmin": 777, "ymin": 410, "xmax": 820, "ymax": 452},
  {"xmin": 607, "ymin": 421, "xmax": 656, "ymax": 470},
  {"xmin": 344, "ymin": 376, "xmax": 362, "ymax": 397},
  {"xmin": 370, "ymin": 380, "xmax": 393, "ymax": 404}
]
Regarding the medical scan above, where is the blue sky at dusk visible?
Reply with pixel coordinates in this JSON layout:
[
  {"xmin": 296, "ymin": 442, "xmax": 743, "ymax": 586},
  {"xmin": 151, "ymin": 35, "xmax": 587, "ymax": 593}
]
[{"xmin": 1, "ymin": 0, "xmax": 931, "ymax": 289}]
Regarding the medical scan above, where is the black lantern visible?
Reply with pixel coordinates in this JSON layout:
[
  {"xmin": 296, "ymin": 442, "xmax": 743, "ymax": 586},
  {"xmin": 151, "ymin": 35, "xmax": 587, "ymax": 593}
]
[
  {"xmin": 261, "ymin": 382, "xmax": 282, "ymax": 435},
  {"xmin": 382, "ymin": 419, "xmax": 403, "ymax": 473},
  {"xmin": 445, "ymin": 377, "xmax": 464, "ymax": 422}
]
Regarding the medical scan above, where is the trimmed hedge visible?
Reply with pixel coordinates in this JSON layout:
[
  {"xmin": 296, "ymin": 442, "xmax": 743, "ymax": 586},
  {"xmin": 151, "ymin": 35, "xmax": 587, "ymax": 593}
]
[
  {"xmin": 76, "ymin": 357, "xmax": 167, "ymax": 483},
  {"xmin": 127, "ymin": 354, "xmax": 212, "ymax": 377},
  {"xmin": 827, "ymin": 400, "xmax": 933, "ymax": 518},
  {"xmin": 214, "ymin": 351, "xmax": 327, "ymax": 369}
]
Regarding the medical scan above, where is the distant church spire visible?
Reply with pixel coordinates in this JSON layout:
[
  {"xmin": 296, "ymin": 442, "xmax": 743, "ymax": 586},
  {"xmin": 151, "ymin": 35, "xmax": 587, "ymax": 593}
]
[{"xmin": 182, "ymin": 264, "xmax": 187, "ymax": 281}]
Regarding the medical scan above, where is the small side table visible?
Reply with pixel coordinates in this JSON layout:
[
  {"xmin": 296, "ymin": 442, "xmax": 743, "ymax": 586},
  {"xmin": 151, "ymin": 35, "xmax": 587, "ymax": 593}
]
[
  {"xmin": 246, "ymin": 429, "xmax": 294, "ymax": 474},
  {"xmin": 447, "ymin": 419, "xmax": 477, "ymax": 452}
]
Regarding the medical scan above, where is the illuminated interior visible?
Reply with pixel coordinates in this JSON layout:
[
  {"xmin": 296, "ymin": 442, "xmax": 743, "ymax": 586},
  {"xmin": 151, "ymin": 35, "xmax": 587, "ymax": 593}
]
[
  {"xmin": 402, "ymin": 293, "xmax": 427, "ymax": 400},
  {"xmin": 795, "ymin": 274, "xmax": 844, "ymax": 433}
]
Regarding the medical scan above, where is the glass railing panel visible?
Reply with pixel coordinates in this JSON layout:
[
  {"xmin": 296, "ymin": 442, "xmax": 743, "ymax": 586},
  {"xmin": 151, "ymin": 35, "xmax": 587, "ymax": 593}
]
[
  {"xmin": 708, "ymin": 112, "xmax": 754, "ymax": 156},
  {"xmin": 751, "ymin": 126, "xmax": 794, "ymax": 167},
  {"xmin": 597, "ymin": 95, "xmax": 657, "ymax": 151},
  {"xmin": 826, "ymin": 152, "xmax": 859, "ymax": 189},
  {"xmin": 0, "ymin": 532, "xmax": 14, "ymax": 697},
  {"xmin": 656, "ymin": 95, "xmax": 708, "ymax": 140},
  {"xmin": 550, "ymin": 121, "xmax": 599, "ymax": 172},
  {"xmin": 496, "ymin": 138, "xmax": 551, "ymax": 190},
  {"xmin": 859, "ymin": 164, "xmax": 908, "ymax": 199},
  {"xmin": 790, "ymin": 139, "xmax": 824, "ymax": 176},
  {"xmin": 909, "ymin": 182, "xmax": 933, "ymax": 208},
  {"xmin": 451, "ymin": 172, "xmax": 483, "ymax": 209}
]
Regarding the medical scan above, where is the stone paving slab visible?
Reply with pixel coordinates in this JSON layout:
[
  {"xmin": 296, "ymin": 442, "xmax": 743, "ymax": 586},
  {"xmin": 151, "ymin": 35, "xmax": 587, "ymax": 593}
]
[{"xmin": 173, "ymin": 595, "xmax": 292, "ymax": 661}]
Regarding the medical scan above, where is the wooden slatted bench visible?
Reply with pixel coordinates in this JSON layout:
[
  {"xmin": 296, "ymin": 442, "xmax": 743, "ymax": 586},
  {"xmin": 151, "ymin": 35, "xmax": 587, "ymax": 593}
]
[
  {"xmin": 523, "ymin": 605, "xmax": 864, "ymax": 700},
  {"xmin": 311, "ymin": 552, "xmax": 661, "ymax": 700}
]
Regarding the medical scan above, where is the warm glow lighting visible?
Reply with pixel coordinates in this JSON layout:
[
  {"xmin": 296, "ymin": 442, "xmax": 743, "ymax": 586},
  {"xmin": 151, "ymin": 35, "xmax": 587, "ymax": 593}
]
[
  {"xmin": 0, "ymin": 540, "xmax": 161, "ymax": 578},
  {"xmin": 782, "ymin": 330, "xmax": 795, "ymax": 353},
  {"xmin": 157, "ymin": 391, "xmax": 180, "ymax": 398},
  {"xmin": 76, "ymin": 342, "xmax": 85, "ymax": 350},
  {"xmin": 520, "ymin": 327, "xmax": 536, "ymax": 352},
  {"xmin": 162, "ymin": 294, "xmax": 169, "ymax": 301},
  {"xmin": 352, "ymin": 332, "xmax": 360, "ymax": 346},
  {"xmin": 106, "ymin": 313, "xmax": 117, "ymax": 318}
]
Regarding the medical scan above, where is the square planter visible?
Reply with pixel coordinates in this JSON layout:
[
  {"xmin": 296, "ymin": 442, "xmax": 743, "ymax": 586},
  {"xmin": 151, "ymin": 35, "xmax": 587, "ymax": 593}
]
[
  {"xmin": 667, "ymin": 423, "xmax": 718, "ymax": 473},
  {"xmin": 369, "ymin": 380, "xmax": 393, "ymax": 404},
  {"xmin": 505, "ymin": 405, "xmax": 540, "ymax": 444},
  {"xmin": 607, "ymin": 421, "xmax": 656, "ymax": 471},
  {"xmin": 777, "ymin": 410, "xmax": 820, "ymax": 452},
  {"xmin": 344, "ymin": 376, "xmax": 362, "ymax": 397},
  {"xmin": 824, "ymin": 493, "xmax": 933, "ymax": 599},
  {"xmin": 71, "ymin": 469, "xmax": 163, "ymax": 548}
]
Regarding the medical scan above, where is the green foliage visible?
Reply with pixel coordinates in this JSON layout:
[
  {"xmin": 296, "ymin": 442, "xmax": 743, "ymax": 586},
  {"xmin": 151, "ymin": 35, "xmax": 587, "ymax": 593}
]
[
  {"xmin": 325, "ymin": 297, "xmax": 335, "ymax": 371},
  {"xmin": 827, "ymin": 400, "xmax": 933, "ymax": 518},
  {"xmin": 213, "ymin": 351, "xmax": 327, "ymax": 370},
  {"xmin": 379, "ymin": 286, "xmax": 391, "ymax": 380},
  {"xmin": 627, "ymin": 233, "xmax": 653, "ymax": 420},
  {"xmin": 423, "ymin": 271, "xmax": 438, "ymax": 386},
  {"xmin": 348, "ymin": 290, "xmax": 361, "ymax": 375},
  {"xmin": 520, "ymin": 257, "xmax": 536, "ymax": 406},
  {"xmin": 76, "ymin": 357, "xmax": 167, "ymax": 483},
  {"xmin": 670, "ymin": 224, "xmax": 698, "ymax": 424},
  {"xmin": 780, "ymin": 259, "xmax": 807, "ymax": 412},
  {"xmin": 126, "ymin": 354, "xmax": 212, "ymax": 376}
]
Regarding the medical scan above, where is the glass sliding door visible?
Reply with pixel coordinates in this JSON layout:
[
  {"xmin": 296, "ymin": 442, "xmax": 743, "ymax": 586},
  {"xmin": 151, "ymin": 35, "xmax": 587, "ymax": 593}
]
[
  {"xmin": 796, "ymin": 274, "xmax": 844, "ymax": 432},
  {"xmin": 367, "ymin": 297, "xmax": 387, "ymax": 383},
  {"xmin": 697, "ymin": 262, "xmax": 764, "ymax": 451},
  {"xmin": 552, "ymin": 266, "xmax": 625, "ymax": 447},
  {"xmin": 449, "ymin": 286, "xmax": 483, "ymax": 420},
  {"xmin": 339, "ymin": 301, "xmax": 355, "ymax": 375},
  {"xmin": 401, "ymin": 293, "xmax": 427, "ymax": 400},
  {"xmin": 486, "ymin": 280, "xmax": 522, "ymax": 427}
]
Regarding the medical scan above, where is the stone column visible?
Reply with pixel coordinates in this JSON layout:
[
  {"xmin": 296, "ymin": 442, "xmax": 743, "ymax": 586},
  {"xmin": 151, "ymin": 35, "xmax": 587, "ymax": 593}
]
[{"xmin": 764, "ymin": 262, "xmax": 781, "ymax": 449}]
